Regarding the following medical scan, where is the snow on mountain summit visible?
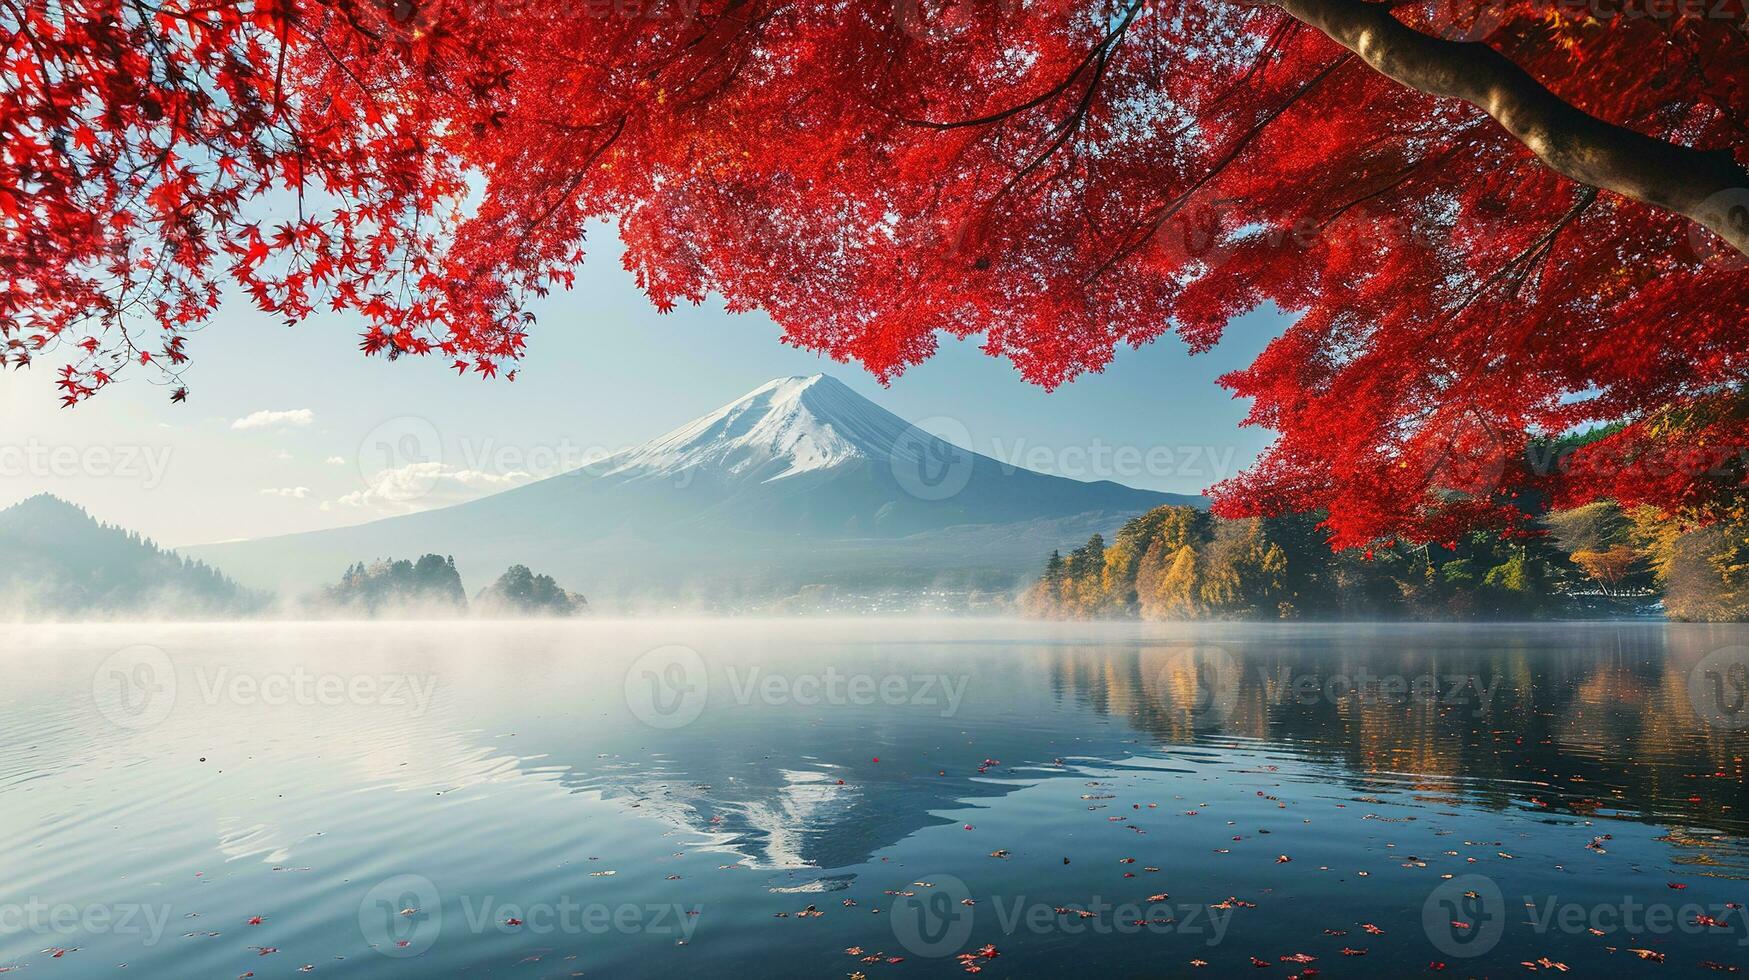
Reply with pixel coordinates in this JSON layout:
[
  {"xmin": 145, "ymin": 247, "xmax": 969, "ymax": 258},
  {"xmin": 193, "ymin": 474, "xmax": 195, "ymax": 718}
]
[{"xmin": 595, "ymin": 374, "xmax": 920, "ymax": 484}]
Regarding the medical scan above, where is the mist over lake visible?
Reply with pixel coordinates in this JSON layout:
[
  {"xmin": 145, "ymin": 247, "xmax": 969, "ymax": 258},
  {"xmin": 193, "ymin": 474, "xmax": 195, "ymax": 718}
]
[{"xmin": 5, "ymin": 619, "xmax": 1746, "ymax": 977}]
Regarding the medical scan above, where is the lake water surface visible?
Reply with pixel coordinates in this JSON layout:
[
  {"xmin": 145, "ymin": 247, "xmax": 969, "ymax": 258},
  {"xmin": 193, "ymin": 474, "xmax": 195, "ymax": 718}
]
[{"xmin": 3, "ymin": 620, "xmax": 1748, "ymax": 976}]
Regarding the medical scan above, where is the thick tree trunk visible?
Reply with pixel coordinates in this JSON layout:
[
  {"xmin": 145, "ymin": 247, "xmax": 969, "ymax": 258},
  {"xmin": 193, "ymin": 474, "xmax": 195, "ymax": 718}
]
[{"xmin": 1274, "ymin": 0, "xmax": 1749, "ymax": 257}]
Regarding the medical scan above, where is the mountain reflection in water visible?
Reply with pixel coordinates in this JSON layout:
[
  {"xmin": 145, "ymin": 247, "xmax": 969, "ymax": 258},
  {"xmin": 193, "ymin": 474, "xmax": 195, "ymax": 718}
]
[{"xmin": 2, "ymin": 619, "xmax": 1745, "ymax": 978}]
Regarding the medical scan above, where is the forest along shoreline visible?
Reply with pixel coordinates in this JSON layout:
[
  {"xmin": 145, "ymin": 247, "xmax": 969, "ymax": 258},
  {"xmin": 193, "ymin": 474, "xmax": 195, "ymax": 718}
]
[{"xmin": 1022, "ymin": 502, "xmax": 1735, "ymax": 621}]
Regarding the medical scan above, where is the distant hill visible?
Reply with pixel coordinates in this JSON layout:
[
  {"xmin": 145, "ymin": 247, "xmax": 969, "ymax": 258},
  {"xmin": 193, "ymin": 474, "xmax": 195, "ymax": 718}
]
[
  {"xmin": 188, "ymin": 375, "xmax": 1203, "ymax": 609},
  {"xmin": 0, "ymin": 494, "xmax": 258, "ymax": 619}
]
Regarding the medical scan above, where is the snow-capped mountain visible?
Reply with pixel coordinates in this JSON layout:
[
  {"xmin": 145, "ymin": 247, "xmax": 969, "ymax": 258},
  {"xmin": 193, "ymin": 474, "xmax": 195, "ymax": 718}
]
[
  {"xmin": 188, "ymin": 375, "xmax": 1201, "ymax": 608},
  {"xmin": 594, "ymin": 375, "xmax": 916, "ymax": 486}
]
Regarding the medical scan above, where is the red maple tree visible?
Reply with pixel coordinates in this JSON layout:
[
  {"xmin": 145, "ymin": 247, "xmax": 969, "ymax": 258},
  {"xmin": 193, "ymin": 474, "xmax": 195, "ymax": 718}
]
[{"xmin": 3, "ymin": 0, "xmax": 1746, "ymax": 545}]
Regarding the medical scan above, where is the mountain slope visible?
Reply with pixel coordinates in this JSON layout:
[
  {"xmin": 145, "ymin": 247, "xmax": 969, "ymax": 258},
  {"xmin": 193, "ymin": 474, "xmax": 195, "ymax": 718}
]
[
  {"xmin": 0, "ymin": 495, "xmax": 258, "ymax": 618},
  {"xmin": 595, "ymin": 375, "xmax": 913, "ymax": 485},
  {"xmin": 189, "ymin": 375, "xmax": 1201, "ymax": 607}
]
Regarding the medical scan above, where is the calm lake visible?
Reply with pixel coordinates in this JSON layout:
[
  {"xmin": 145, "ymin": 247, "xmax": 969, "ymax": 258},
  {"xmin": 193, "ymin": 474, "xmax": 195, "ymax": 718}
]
[{"xmin": 3, "ymin": 620, "xmax": 1747, "ymax": 977}]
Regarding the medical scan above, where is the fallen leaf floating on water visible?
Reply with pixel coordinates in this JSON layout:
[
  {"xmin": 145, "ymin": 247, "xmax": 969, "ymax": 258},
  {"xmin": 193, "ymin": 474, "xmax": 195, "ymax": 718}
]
[{"xmin": 955, "ymin": 945, "xmax": 1000, "ymax": 974}]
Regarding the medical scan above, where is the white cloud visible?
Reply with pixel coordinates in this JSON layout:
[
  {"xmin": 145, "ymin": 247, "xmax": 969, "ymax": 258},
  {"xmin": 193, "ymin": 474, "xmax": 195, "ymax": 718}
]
[
  {"xmin": 322, "ymin": 462, "xmax": 533, "ymax": 516},
  {"xmin": 232, "ymin": 409, "xmax": 314, "ymax": 431},
  {"xmin": 325, "ymin": 456, "xmax": 347, "ymax": 465},
  {"xmin": 259, "ymin": 486, "xmax": 312, "ymax": 499}
]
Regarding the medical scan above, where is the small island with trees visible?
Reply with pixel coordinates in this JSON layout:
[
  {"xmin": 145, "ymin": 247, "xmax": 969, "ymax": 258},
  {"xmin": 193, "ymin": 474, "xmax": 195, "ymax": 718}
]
[{"xmin": 317, "ymin": 556, "xmax": 587, "ymax": 619}]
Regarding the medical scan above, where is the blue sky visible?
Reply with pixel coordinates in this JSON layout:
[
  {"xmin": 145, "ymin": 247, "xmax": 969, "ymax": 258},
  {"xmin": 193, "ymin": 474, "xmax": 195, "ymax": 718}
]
[{"xmin": 1, "ymin": 223, "xmax": 1286, "ymax": 546}]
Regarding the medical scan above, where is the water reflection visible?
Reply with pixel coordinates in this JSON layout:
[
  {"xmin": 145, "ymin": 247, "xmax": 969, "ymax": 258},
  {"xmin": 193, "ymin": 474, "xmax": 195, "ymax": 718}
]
[
  {"xmin": 1045, "ymin": 625, "xmax": 1747, "ymax": 838},
  {"xmin": 459, "ymin": 622, "xmax": 1749, "ymax": 874},
  {"xmin": 3, "ymin": 620, "xmax": 1747, "ymax": 978}
]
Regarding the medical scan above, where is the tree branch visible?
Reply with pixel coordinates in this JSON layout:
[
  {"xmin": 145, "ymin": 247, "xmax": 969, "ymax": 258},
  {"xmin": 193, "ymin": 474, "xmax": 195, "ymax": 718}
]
[{"xmin": 1272, "ymin": 0, "xmax": 1749, "ymax": 256}]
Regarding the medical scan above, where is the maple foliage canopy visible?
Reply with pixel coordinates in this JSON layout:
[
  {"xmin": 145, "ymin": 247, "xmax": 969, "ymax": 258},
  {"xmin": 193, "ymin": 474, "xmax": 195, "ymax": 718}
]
[{"xmin": 3, "ymin": 0, "xmax": 1748, "ymax": 545}]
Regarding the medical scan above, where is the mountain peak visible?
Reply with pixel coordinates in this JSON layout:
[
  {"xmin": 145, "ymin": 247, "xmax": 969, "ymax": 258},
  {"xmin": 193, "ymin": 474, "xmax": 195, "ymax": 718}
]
[
  {"xmin": 753, "ymin": 372, "xmax": 828, "ymax": 390},
  {"xmin": 1, "ymin": 493, "xmax": 88, "ymax": 522},
  {"xmin": 595, "ymin": 373, "xmax": 914, "ymax": 485}
]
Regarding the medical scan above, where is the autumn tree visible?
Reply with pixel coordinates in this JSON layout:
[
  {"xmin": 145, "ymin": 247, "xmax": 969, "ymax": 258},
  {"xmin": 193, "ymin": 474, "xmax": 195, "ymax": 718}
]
[
  {"xmin": 1199, "ymin": 517, "xmax": 1289, "ymax": 616},
  {"xmin": 1544, "ymin": 501, "xmax": 1634, "ymax": 556},
  {"xmin": 1138, "ymin": 543, "xmax": 1203, "ymax": 620},
  {"xmin": 1103, "ymin": 505, "xmax": 1209, "ymax": 613},
  {"xmin": 1631, "ymin": 506, "xmax": 1749, "ymax": 620},
  {"xmin": 6, "ymin": 0, "xmax": 1747, "ymax": 544},
  {"xmin": 1568, "ymin": 545, "xmax": 1640, "ymax": 598}
]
